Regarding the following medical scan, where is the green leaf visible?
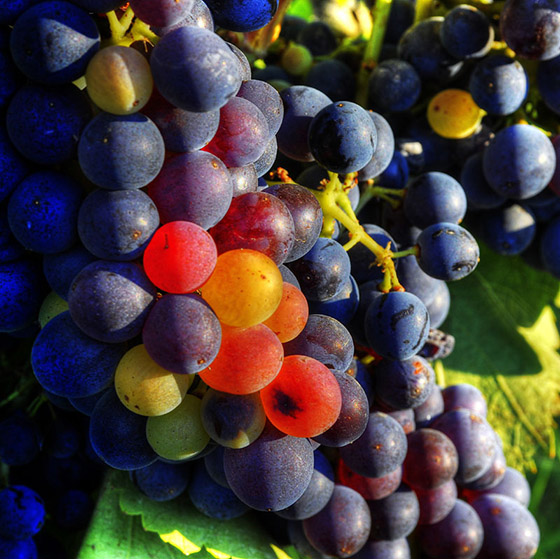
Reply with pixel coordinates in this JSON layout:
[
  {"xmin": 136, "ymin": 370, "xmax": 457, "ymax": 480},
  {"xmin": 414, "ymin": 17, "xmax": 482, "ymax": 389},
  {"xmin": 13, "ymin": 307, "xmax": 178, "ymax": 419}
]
[
  {"xmin": 286, "ymin": 0, "xmax": 314, "ymax": 21},
  {"xmin": 78, "ymin": 470, "xmax": 187, "ymax": 559},
  {"xmin": 440, "ymin": 242, "xmax": 560, "ymax": 471},
  {"xmin": 118, "ymin": 468, "xmax": 288, "ymax": 559}
]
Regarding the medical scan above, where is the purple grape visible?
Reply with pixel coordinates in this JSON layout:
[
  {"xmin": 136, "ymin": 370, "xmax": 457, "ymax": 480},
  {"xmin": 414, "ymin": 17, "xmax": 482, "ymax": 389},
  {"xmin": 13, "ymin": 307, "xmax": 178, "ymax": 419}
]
[
  {"xmin": 0, "ymin": 485, "xmax": 45, "ymax": 540},
  {"xmin": 415, "ymin": 478, "xmax": 457, "ymax": 525},
  {"xmin": 442, "ymin": 383, "xmax": 487, "ymax": 417}
]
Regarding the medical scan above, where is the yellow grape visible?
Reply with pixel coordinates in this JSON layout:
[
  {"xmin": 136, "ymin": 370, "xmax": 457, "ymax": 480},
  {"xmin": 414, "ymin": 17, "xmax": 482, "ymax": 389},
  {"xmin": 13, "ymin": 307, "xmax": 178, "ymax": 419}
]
[
  {"xmin": 427, "ymin": 89, "xmax": 485, "ymax": 139},
  {"xmin": 146, "ymin": 394, "xmax": 210, "ymax": 461},
  {"xmin": 114, "ymin": 344, "xmax": 192, "ymax": 416},
  {"xmin": 85, "ymin": 45, "xmax": 153, "ymax": 115},
  {"xmin": 199, "ymin": 249, "xmax": 283, "ymax": 328},
  {"xmin": 38, "ymin": 291, "xmax": 68, "ymax": 328}
]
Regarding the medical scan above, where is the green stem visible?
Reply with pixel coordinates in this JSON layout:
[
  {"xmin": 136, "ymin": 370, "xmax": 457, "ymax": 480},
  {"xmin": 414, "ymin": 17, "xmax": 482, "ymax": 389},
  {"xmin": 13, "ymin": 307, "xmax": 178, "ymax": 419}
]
[
  {"xmin": 0, "ymin": 378, "xmax": 36, "ymax": 410},
  {"xmin": 392, "ymin": 246, "xmax": 420, "ymax": 259}
]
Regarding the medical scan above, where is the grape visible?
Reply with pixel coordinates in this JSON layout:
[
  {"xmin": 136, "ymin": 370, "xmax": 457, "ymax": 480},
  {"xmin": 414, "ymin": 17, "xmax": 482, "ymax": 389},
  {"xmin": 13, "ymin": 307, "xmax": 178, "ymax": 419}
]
[
  {"xmin": 276, "ymin": 449, "xmax": 335, "ymax": 520},
  {"xmin": 417, "ymin": 499, "xmax": 483, "ymax": 558},
  {"xmin": 85, "ymin": 45, "xmax": 153, "ymax": 115},
  {"xmin": 143, "ymin": 221, "xmax": 217, "ymax": 294},
  {"xmin": 0, "ymin": 412, "xmax": 42, "ymax": 466},
  {"xmin": 358, "ymin": 111, "xmax": 395, "ymax": 181},
  {"xmin": 237, "ymin": 79, "xmax": 284, "ymax": 137},
  {"xmin": 70, "ymin": 0, "xmax": 124, "ymax": 11},
  {"xmin": 9, "ymin": 0, "xmax": 100, "ymax": 84},
  {"xmin": 0, "ymin": 485, "xmax": 45, "ymax": 540},
  {"xmin": 368, "ymin": 59, "xmax": 421, "ymax": 113},
  {"xmin": 0, "ymin": 537, "xmax": 38, "ymax": 559},
  {"xmin": 114, "ymin": 344, "xmax": 192, "ymax": 417},
  {"xmin": 340, "ymin": 411, "xmax": 408, "ymax": 478},
  {"xmin": 204, "ymin": 446, "xmax": 229, "ymax": 488},
  {"xmin": 89, "ymin": 389, "xmax": 158, "ymax": 470},
  {"xmin": 402, "ymin": 428, "xmax": 459, "ymax": 490},
  {"xmin": 44, "ymin": 415, "xmax": 81, "ymax": 458},
  {"xmin": 54, "ymin": 489, "xmax": 93, "ymax": 529},
  {"xmin": 298, "ymin": 20, "xmax": 337, "ymax": 55},
  {"xmin": 307, "ymin": 101, "xmax": 377, "ymax": 174},
  {"xmin": 199, "ymin": 249, "xmax": 284, "ymax": 327},
  {"xmin": 262, "ymin": 282, "xmax": 309, "ymax": 343},
  {"xmin": 78, "ymin": 112, "xmax": 165, "ymax": 191},
  {"xmin": 200, "ymin": 388, "xmax": 266, "ymax": 448},
  {"xmin": 152, "ymin": 0, "xmax": 214, "ymax": 34},
  {"xmin": 147, "ymin": 151, "xmax": 233, "ymax": 230},
  {"xmin": 364, "ymin": 291, "xmax": 430, "ymax": 361},
  {"xmin": 70, "ymin": 388, "xmax": 111, "ymax": 417},
  {"xmin": 203, "ymin": 0, "xmax": 278, "ymax": 32},
  {"xmin": 394, "ymin": 254, "xmax": 441, "ymax": 307},
  {"xmin": 31, "ymin": 311, "xmax": 126, "ymax": 398},
  {"xmin": 129, "ymin": 0, "xmax": 194, "ymax": 28},
  {"xmin": 338, "ymin": 460, "xmax": 403, "ymax": 501},
  {"xmin": 483, "ymin": 124, "xmax": 556, "ymax": 200},
  {"xmin": 461, "ymin": 443, "xmax": 507, "ymax": 491},
  {"xmin": 8, "ymin": 170, "xmax": 83, "ymax": 254},
  {"xmin": 414, "ymin": 385, "xmax": 444, "ymax": 428},
  {"xmin": 198, "ymin": 323, "xmax": 283, "ymax": 394},
  {"xmin": 209, "ymin": 191, "xmax": 295, "ymax": 265},
  {"xmin": 188, "ymin": 461, "xmax": 249, "ymax": 519},
  {"xmin": 150, "ymin": 26, "xmax": 242, "ymax": 112},
  {"xmin": 350, "ymin": 539, "xmax": 411, "ymax": 559},
  {"xmin": 77, "ymin": 188, "xmax": 160, "ymax": 261},
  {"xmin": 459, "ymin": 152, "xmax": 505, "ymax": 210},
  {"xmin": 146, "ymin": 394, "xmax": 210, "ymax": 461},
  {"xmin": 464, "ymin": 466, "xmax": 531, "ymax": 507},
  {"xmin": 68, "ymin": 260, "xmax": 157, "ymax": 344},
  {"xmin": 223, "ymin": 422, "xmax": 314, "ymax": 511},
  {"xmin": 471, "ymin": 494, "xmax": 540, "ymax": 559},
  {"xmin": 307, "ymin": 275, "xmax": 359, "ymax": 325},
  {"xmin": 304, "ymin": 59, "xmax": 356, "ymax": 102},
  {"xmin": 416, "ymin": 222, "xmax": 480, "ymax": 281},
  {"xmin": 142, "ymin": 293, "xmax": 222, "ymax": 375},
  {"xmin": 302, "ymin": 484, "xmax": 371, "ymax": 558},
  {"xmin": 0, "ymin": 127, "xmax": 30, "ymax": 204},
  {"xmin": 442, "ymin": 383, "xmax": 488, "ymax": 417},
  {"xmin": 426, "ymin": 280, "xmax": 451, "ymax": 328},
  {"xmin": 415, "ymin": 478, "xmax": 457, "ymax": 525},
  {"xmin": 6, "ymin": 83, "xmax": 92, "ymax": 165},
  {"xmin": 260, "ymin": 355, "xmax": 342, "ymax": 438}
]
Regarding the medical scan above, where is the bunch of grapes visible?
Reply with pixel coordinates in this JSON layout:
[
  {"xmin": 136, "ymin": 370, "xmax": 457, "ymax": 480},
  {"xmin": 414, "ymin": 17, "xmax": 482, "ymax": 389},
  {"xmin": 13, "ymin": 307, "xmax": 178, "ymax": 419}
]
[{"xmin": 0, "ymin": 0, "xmax": 556, "ymax": 557}]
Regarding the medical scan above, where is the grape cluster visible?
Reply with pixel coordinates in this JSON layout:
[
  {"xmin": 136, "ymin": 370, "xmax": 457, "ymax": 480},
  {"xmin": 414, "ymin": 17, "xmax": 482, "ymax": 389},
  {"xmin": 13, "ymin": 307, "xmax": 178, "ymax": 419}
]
[{"xmin": 0, "ymin": 0, "xmax": 552, "ymax": 557}]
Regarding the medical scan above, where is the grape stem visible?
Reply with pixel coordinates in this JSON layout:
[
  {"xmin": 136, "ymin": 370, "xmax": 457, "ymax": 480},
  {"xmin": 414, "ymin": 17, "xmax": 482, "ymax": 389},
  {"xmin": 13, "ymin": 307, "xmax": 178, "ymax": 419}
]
[
  {"xmin": 355, "ymin": 180, "xmax": 406, "ymax": 213},
  {"xmin": 309, "ymin": 171, "xmax": 404, "ymax": 292},
  {"xmin": 105, "ymin": 7, "xmax": 159, "ymax": 47}
]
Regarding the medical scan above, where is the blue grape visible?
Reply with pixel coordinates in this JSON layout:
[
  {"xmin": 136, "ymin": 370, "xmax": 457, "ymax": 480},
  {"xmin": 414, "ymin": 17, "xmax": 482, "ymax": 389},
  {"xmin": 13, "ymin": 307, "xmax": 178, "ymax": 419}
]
[
  {"xmin": 44, "ymin": 415, "xmax": 81, "ymax": 459},
  {"xmin": 0, "ymin": 537, "xmax": 38, "ymax": 559},
  {"xmin": 540, "ymin": 215, "xmax": 560, "ymax": 277},
  {"xmin": 340, "ymin": 411, "xmax": 408, "ymax": 478},
  {"xmin": 395, "ymin": 254, "xmax": 441, "ymax": 307},
  {"xmin": 413, "ymin": 386, "xmax": 444, "ymax": 428},
  {"xmin": 129, "ymin": 0, "xmax": 195, "ymax": 27},
  {"xmin": 150, "ymin": 26, "xmax": 242, "ymax": 112},
  {"xmin": 350, "ymin": 538, "xmax": 411, "ymax": 559},
  {"xmin": 54, "ymin": 489, "xmax": 93, "ymax": 529},
  {"xmin": 442, "ymin": 383, "xmax": 487, "ymax": 417},
  {"xmin": 364, "ymin": 290, "xmax": 430, "ymax": 361},
  {"xmin": 223, "ymin": 422, "xmax": 314, "ymax": 511},
  {"xmin": 77, "ymin": 189, "xmax": 159, "ymax": 261},
  {"xmin": 0, "ymin": 127, "xmax": 30, "ymax": 204},
  {"xmin": 203, "ymin": 0, "xmax": 278, "ymax": 31},
  {"xmin": 6, "ymin": 83, "xmax": 92, "ymax": 165},
  {"xmin": 308, "ymin": 275, "xmax": 359, "ymax": 325},
  {"xmin": 426, "ymin": 280, "xmax": 450, "ymax": 328},
  {"xmin": 9, "ymin": 0, "xmax": 100, "ymax": 84},
  {"xmin": 0, "ymin": 0, "xmax": 41, "ymax": 25},
  {"xmin": 357, "ymin": 111, "xmax": 395, "ymax": 180},
  {"xmin": 537, "ymin": 54, "xmax": 560, "ymax": 115},
  {"xmin": 469, "ymin": 54, "xmax": 528, "ymax": 115},
  {"xmin": 0, "ymin": 206, "xmax": 25, "ymax": 264},
  {"xmin": 0, "ymin": 50, "xmax": 23, "ymax": 109},
  {"xmin": 403, "ymin": 171, "xmax": 467, "ymax": 229},
  {"xmin": 460, "ymin": 152, "xmax": 505, "ymax": 210},
  {"xmin": 78, "ymin": 112, "xmax": 165, "ymax": 190},
  {"xmin": 277, "ymin": 85, "xmax": 332, "ymax": 162},
  {"xmin": 416, "ymin": 222, "xmax": 480, "ymax": 281},
  {"xmin": 0, "ymin": 258, "xmax": 45, "ymax": 333},
  {"xmin": 237, "ymin": 79, "xmax": 284, "ymax": 137},
  {"xmin": 70, "ymin": 0, "xmax": 124, "ymax": 11},
  {"xmin": 0, "ymin": 411, "xmax": 43, "ymax": 466},
  {"xmin": 298, "ymin": 20, "xmax": 337, "ymax": 55},
  {"xmin": 368, "ymin": 59, "xmax": 421, "ymax": 113},
  {"xmin": 307, "ymin": 101, "xmax": 377, "ymax": 174},
  {"xmin": 8, "ymin": 170, "xmax": 83, "ymax": 254},
  {"xmin": 31, "ymin": 311, "xmax": 127, "ymax": 398},
  {"xmin": 471, "ymin": 466, "xmax": 531, "ymax": 506},
  {"xmin": 253, "ymin": 136, "xmax": 277, "ymax": 177},
  {"xmin": 69, "ymin": 387, "xmax": 110, "ymax": 416},
  {"xmin": 0, "ymin": 485, "xmax": 45, "ymax": 540},
  {"xmin": 304, "ymin": 59, "xmax": 356, "ymax": 102},
  {"xmin": 385, "ymin": 0, "xmax": 415, "ymax": 43},
  {"xmin": 68, "ymin": 260, "xmax": 156, "ymax": 343},
  {"xmin": 377, "ymin": 150, "xmax": 410, "ymax": 190},
  {"xmin": 89, "ymin": 389, "xmax": 158, "ymax": 470},
  {"xmin": 152, "ymin": 0, "xmax": 214, "ymax": 35},
  {"xmin": 440, "ymin": 5, "xmax": 494, "ymax": 59},
  {"xmin": 483, "ymin": 124, "xmax": 556, "ymax": 200},
  {"xmin": 131, "ymin": 460, "xmax": 191, "ymax": 501},
  {"xmin": 204, "ymin": 446, "xmax": 229, "ymax": 488}
]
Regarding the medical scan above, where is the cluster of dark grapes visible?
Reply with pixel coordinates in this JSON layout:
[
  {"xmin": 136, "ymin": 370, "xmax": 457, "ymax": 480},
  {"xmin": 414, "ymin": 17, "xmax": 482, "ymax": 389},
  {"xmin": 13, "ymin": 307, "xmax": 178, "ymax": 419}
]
[{"xmin": 0, "ymin": 0, "xmax": 553, "ymax": 557}]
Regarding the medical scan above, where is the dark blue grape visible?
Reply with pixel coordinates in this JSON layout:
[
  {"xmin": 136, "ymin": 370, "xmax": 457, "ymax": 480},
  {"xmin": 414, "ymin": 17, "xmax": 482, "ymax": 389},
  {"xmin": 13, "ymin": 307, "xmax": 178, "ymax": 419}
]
[
  {"xmin": 358, "ymin": 111, "xmax": 395, "ymax": 180},
  {"xmin": 6, "ymin": 83, "xmax": 92, "ymax": 165},
  {"xmin": 308, "ymin": 275, "xmax": 359, "ymax": 325},
  {"xmin": 223, "ymin": 422, "xmax": 314, "ymax": 511},
  {"xmin": 307, "ymin": 101, "xmax": 377, "ymax": 174},
  {"xmin": 298, "ymin": 20, "xmax": 337, "ymax": 55},
  {"xmin": 277, "ymin": 85, "xmax": 332, "ymax": 162},
  {"xmin": 304, "ymin": 59, "xmax": 356, "ymax": 102},
  {"xmin": 0, "ymin": 258, "xmax": 45, "ymax": 333},
  {"xmin": 0, "ymin": 206, "xmax": 25, "ymax": 264},
  {"xmin": 69, "ymin": 388, "xmax": 110, "ymax": 416},
  {"xmin": 0, "ymin": 537, "xmax": 38, "ymax": 559},
  {"xmin": 0, "ymin": 127, "xmax": 30, "ymax": 204},
  {"xmin": 440, "ymin": 5, "xmax": 494, "ymax": 59},
  {"xmin": 385, "ymin": 0, "xmax": 415, "ymax": 43},
  {"xmin": 405, "ymin": 118, "xmax": 456, "ymax": 174},
  {"xmin": 142, "ymin": 293, "xmax": 222, "ymax": 375},
  {"xmin": 377, "ymin": 150, "xmax": 410, "ymax": 191},
  {"xmin": 483, "ymin": 124, "xmax": 556, "ymax": 200},
  {"xmin": 203, "ymin": 0, "xmax": 277, "ymax": 31},
  {"xmin": 350, "ymin": 538, "xmax": 411, "ymax": 559},
  {"xmin": 78, "ymin": 112, "xmax": 165, "ymax": 191},
  {"xmin": 69, "ymin": 0, "xmax": 123, "ymax": 11},
  {"xmin": 340, "ymin": 411, "xmax": 408, "ymax": 478},
  {"xmin": 131, "ymin": 460, "xmax": 191, "ymax": 501},
  {"xmin": 283, "ymin": 314, "xmax": 354, "ymax": 372},
  {"xmin": 42, "ymin": 245, "xmax": 97, "ymax": 300},
  {"xmin": 460, "ymin": 152, "xmax": 505, "ymax": 210},
  {"xmin": 31, "ymin": 311, "xmax": 127, "ymax": 398},
  {"xmin": 0, "ymin": 49, "xmax": 24, "ymax": 109},
  {"xmin": 0, "ymin": 0, "xmax": 41, "ymax": 25},
  {"xmin": 471, "ymin": 494, "xmax": 539, "ymax": 559},
  {"xmin": 469, "ymin": 54, "xmax": 527, "ymax": 115},
  {"xmin": 77, "ymin": 189, "xmax": 159, "ymax": 261},
  {"xmin": 427, "ymin": 281, "xmax": 450, "ymax": 328},
  {"xmin": 302, "ymin": 484, "xmax": 371, "ymax": 558},
  {"xmin": 150, "ymin": 26, "xmax": 242, "ymax": 112},
  {"xmin": 68, "ymin": 260, "xmax": 156, "ymax": 343},
  {"xmin": 238, "ymin": 79, "xmax": 284, "ymax": 137},
  {"xmin": 404, "ymin": 172, "xmax": 467, "ymax": 229},
  {"xmin": 0, "ymin": 411, "xmax": 42, "ymax": 466},
  {"xmin": 89, "ymin": 389, "xmax": 158, "ymax": 470},
  {"xmin": 540, "ymin": 214, "xmax": 560, "ymax": 277},
  {"xmin": 152, "ymin": 0, "xmax": 214, "ymax": 35},
  {"xmin": 416, "ymin": 222, "xmax": 480, "ymax": 281},
  {"xmin": 0, "ymin": 485, "xmax": 45, "ymax": 540},
  {"xmin": 395, "ymin": 254, "xmax": 441, "ymax": 308},
  {"xmin": 417, "ymin": 499, "xmax": 483, "ymax": 558},
  {"xmin": 8, "ymin": 170, "xmax": 83, "ymax": 254},
  {"xmin": 44, "ymin": 415, "xmax": 81, "ymax": 459},
  {"xmin": 204, "ymin": 446, "xmax": 229, "ymax": 488},
  {"xmin": 54, "ymin": 489, "xmax": 93, "ymax": 529},
  {"xmin": 368, "ymin": 59, "xmax": 421, "ymax": 113}
]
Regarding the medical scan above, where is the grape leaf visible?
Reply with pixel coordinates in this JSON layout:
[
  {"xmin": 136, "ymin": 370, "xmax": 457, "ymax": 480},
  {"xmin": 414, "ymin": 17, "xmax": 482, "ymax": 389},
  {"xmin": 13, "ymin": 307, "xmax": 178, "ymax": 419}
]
[
  {"xmin": 286, "ymin": 0, "xmax": 314, "ymax": 20},
  {"xmin": 118, "ymin": 468, "xmax": 290, "ymax": 559},
  {"xmin": 440, "ymin": 242, "xmax": 560, "ymax": 472}
]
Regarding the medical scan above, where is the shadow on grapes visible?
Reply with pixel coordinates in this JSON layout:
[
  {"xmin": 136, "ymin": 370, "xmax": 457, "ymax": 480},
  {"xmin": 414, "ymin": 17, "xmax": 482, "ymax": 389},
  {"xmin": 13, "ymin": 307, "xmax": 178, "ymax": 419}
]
[{"xmin": 441, "ymin": 241, "xmax": 559, "ymax": 377}]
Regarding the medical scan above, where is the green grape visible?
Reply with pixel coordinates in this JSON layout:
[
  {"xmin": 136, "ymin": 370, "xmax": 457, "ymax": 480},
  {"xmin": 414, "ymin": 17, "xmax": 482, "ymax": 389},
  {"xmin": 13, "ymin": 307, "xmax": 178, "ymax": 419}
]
[
  {"xmin": 114, "ymin": 344, "xmax": 192, "ymax": 417},
  {"xmin": 281, "ymin": 43, "xmax": 313, "ymax": 76},
  {"xmin": 38, "ymin": 291, "xmax": 69, "ymax": 328},
  {"xmin": 146, "ymin": 394, "xmax": 210, "ymax": 461},
  {"xmin": 201, "ymin": 388, "xmax": 266, "ymax": 449}
]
